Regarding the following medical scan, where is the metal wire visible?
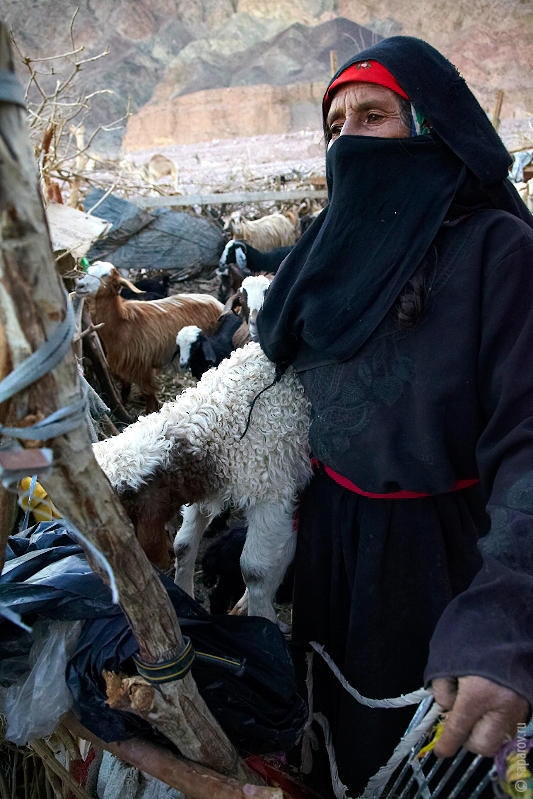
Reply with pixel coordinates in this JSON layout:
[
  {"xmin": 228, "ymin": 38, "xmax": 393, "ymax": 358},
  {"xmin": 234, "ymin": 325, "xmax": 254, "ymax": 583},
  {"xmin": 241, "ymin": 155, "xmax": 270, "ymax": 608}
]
[{"xmin": 365, "ymin": 702, "xmax": 495, "ymax": 799}]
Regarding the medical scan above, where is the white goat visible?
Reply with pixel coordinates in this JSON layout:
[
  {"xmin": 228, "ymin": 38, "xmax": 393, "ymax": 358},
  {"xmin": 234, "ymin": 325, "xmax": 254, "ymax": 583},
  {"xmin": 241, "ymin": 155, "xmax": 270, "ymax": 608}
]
[
  {"xmin": 239, "ymin": 274, "xmax": 272, "ymax": 341},
  {"xmin": 224, "ymin": 211, "xmax": 298, "ymax": 250},
  {"xmin": 75, "ymin": 261, "xmax": 223, "ymax": 413},
  {"xmin": 93, "ymin": 342, "xmax": 312, "ymax": 621}
]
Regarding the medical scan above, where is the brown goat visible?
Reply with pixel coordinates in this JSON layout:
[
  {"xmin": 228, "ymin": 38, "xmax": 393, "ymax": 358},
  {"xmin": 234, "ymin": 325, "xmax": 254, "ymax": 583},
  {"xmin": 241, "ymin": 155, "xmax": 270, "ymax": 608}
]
[{"xmin": 75, "ymin": 261, "xmax": 223, "ymax": 413}]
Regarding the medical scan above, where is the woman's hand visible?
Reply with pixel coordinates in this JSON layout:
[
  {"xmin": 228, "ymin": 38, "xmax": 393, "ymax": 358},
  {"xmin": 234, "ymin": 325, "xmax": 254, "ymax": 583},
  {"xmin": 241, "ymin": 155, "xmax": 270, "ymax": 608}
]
[{"xmin": 431, "ymin": 675, "xmax": 530, "ymax": 758}]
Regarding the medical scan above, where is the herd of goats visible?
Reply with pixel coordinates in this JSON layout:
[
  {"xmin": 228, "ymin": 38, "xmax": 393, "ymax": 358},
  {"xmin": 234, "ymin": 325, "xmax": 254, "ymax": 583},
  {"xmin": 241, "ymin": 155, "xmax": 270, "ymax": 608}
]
[{"xmin": 72, "ymin": 204, "xmax": 320, "ymax": 622}]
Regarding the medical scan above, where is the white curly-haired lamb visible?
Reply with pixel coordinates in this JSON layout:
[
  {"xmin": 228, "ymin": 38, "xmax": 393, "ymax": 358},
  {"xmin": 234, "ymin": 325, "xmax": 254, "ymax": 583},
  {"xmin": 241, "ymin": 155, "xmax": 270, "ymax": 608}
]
[{"xmin": 93, "ymin": 341, "xmax": 312, "ymax": 621}]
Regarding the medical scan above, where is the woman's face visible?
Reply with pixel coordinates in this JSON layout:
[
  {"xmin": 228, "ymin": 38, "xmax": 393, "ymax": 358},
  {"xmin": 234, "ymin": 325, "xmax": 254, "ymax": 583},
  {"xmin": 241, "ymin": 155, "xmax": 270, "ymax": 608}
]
[{"xmin": 325, "ymin": 83, "xmax": 411, "ymax": 148}]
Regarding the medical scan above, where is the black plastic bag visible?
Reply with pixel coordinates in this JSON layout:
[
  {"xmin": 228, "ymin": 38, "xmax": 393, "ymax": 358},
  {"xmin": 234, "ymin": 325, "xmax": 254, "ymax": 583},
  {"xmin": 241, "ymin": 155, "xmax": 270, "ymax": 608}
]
[
  {"xmin": 84, "ymin": 190, "xmax": 224, "ymax": 272},
  {"xmin": 0, "ymin": 522, "xmax": 307, "ymax": 755}
]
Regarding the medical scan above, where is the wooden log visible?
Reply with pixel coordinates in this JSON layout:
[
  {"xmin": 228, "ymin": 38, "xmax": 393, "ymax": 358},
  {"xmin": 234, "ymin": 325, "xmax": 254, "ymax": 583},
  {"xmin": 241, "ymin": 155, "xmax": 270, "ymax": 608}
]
[
  {"xmin": 135, "ymin": 189, "xmax": 327, "ymax": 209},
  {"xmin": 0, "ymin": 29, "xmax": 21, "ymax": 571},
  {"xmin": 0, "ymin": 484, "xmax": 17, "ymax": 571},
  {"xmin": 0, "ymin": 299, "xmax": 17, "ymax": 566},
  {"xmin": 0, "ymin": 22, "xmax": 258, "ymax": 785},
  {"xmin": 62, "ymin": 713, "xmax": 282, "ymax": 799}
]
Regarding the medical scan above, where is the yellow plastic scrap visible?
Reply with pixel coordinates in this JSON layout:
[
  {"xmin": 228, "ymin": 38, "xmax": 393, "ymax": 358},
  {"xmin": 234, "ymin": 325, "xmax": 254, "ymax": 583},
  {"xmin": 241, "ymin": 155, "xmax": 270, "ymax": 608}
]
[
  {"xmin": 417, "ymin": 719, "xmax": 445, "ymax": 758},
  {"xmin": 17, "ymin": 477, "xmax": 61, "ymax": 523}
]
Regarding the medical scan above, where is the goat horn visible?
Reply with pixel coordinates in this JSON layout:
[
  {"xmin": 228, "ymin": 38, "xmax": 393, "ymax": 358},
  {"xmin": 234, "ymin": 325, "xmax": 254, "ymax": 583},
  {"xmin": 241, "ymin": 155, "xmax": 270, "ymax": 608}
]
[{"xmin": 118, "ymin": 276, "xmax": 144, "ymax": 293}]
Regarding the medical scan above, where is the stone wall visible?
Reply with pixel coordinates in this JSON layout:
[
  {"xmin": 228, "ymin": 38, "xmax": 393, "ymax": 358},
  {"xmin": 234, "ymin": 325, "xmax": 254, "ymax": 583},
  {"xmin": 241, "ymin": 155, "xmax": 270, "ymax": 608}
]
[{"xmin": 122, "ymin": 81, "xmax": 326, "ymax": 150}]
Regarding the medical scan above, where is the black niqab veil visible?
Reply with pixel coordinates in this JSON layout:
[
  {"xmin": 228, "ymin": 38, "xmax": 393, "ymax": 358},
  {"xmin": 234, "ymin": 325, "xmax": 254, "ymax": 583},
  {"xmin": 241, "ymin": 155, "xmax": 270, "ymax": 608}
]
[{"xmin": 257, "ymin": 36, "xmax": 533, "ymax": 368}]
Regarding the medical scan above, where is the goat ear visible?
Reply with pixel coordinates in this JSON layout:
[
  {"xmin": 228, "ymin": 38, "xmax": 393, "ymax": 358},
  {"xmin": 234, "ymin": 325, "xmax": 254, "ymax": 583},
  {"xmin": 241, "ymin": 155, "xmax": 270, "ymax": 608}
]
[
  {"xmin": 230, "ymin": 295, "xmax": 242, "ymax": 313},
  {"xmin": 201, "ymin": 338, "xmax": 217, "ymax": 365},
  {"xmin": 235, "ymin": 247, "xmax": 247, "ymax": 272},
  {"xmin": 118, "ymin": 276, "xmax": 144, "ymax": 293}
]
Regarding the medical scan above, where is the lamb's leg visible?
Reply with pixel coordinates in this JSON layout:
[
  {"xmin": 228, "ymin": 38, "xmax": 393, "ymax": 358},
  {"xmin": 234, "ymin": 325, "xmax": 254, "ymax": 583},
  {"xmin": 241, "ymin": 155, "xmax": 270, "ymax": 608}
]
[
  {"xmin": 240, "ymin": 501, "xmax": 296, "ymax": 623},
  {"xmin": 229, "ymin": 587, "xmax": 249, "ymax": 616},
  {"xmin": 173, "ymin": 503, "xmax": 212, "ymax": 597}
]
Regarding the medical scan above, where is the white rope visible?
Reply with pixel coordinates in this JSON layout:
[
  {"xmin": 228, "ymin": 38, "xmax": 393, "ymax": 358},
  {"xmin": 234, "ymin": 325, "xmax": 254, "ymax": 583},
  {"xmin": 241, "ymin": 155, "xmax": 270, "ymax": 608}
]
[
  {"xmin": 0, "ymin": 299, "xmax": 90, "ymax": 449},
  {"xmin": 0, "ymin": 294, "xmax": 118, "ymax": 603},
  {"xmin": 310, "ymin": 641, "xmax": 431, "ymax": 707},
  {"xmin": 20, "ymin": 473, "xmax": 38, "ymax": 530},
  {"xmin": 0, "ymin": 299, "xmax": 75, "ymax": 404},
  {"xmin": 301, "ymin": 651, "xmax": 349, "ymax": 797},
  {"xmin": 313, "ymin": 712, "xmax": 350, "ymax": 799},
  {"xmin": 61, "ymin": 519, "xmax": 120, "ymax": 605},
  {"xmin": 300, "ymin": 651, "xmax": 318, "ymax": 775},
  {"xmin": 357, "ymin": 702, "xmax": 442, "ymax": 799},
  {"xmin": 305, "ymin": 643, "xmax": 440, "ymax": 799}
]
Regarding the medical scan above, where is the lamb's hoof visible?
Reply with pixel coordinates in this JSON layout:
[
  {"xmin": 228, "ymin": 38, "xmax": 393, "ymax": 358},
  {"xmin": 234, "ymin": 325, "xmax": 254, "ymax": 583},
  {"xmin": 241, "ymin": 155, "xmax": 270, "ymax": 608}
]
[
  {"xmin": 229, "ymin": 598, "xmax": 248, "ymax": 616},
  {"xmin": 229, "ymin": 588, "xmax": 249, "ymax": 615}
]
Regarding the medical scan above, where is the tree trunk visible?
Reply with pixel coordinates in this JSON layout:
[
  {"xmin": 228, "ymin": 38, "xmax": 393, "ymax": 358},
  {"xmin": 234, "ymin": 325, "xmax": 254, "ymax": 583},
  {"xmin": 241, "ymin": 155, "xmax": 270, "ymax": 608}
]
[{"xmin": 0, "ymin": 23, "xmax": 259, "ymax": 785}]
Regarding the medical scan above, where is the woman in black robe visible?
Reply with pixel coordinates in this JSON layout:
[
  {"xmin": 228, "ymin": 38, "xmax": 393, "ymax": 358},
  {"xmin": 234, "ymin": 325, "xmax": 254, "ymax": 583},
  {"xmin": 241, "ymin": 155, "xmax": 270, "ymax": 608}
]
[{"xmin": 257, "ymin": 36, "xmax": 533, "ymax": 796}]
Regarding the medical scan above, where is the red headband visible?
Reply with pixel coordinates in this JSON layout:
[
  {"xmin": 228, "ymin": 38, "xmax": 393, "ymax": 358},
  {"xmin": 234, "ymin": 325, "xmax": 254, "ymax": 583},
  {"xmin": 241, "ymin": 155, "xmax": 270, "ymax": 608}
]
[{"xmin": 323, "ymin": 60, "xmax": 409, "ymax": 114}]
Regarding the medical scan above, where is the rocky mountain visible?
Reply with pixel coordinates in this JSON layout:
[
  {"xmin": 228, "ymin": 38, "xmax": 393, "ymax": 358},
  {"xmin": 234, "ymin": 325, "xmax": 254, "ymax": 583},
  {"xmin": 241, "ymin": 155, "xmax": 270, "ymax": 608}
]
[{"xmin": 3, "ymin": 0, "xmax": 533, "ymax": 154}]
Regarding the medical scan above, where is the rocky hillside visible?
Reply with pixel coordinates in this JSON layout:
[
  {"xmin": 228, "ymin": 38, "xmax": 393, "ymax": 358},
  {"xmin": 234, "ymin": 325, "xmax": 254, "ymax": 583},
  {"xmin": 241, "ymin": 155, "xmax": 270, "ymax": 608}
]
[{"xmin": 4, "ymin": 0, "xmax": 533, "ymax": 154}]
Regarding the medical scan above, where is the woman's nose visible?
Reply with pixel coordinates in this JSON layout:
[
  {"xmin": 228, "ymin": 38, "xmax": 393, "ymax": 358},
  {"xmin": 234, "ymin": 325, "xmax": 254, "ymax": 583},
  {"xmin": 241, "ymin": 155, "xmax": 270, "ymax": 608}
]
[{"xmin": 340, "ymin": 116, "xmax": 359, "ymax": 136}]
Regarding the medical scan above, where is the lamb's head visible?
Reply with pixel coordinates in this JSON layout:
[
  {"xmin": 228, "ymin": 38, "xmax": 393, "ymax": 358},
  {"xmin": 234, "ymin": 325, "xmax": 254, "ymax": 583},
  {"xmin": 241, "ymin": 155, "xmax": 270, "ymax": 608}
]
[
  {"xmin": 175, "ymin": 325, "xmax": 202, "ymax": 369},
  {"xmin": 93, "ymin": 420, "xmax": 180, "ymax": 570},
  {"xmin": 75, "ymin": 261, "xmax": 144, "ymax": 298},
  {"xmin": 93, "ymin": 414, "xmax": 223, "ymax": 571}
]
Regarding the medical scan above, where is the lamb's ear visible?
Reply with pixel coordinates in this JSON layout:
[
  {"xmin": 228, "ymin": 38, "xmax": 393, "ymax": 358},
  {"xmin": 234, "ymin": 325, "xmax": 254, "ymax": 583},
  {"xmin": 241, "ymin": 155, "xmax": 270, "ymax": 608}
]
[
  {"xmin": 118, "ymin": 276, "xmax": 144, "ymax": 293},
  {"xmin": 201, "ymin": 338, "xmax": 217, "ymax": 365}
]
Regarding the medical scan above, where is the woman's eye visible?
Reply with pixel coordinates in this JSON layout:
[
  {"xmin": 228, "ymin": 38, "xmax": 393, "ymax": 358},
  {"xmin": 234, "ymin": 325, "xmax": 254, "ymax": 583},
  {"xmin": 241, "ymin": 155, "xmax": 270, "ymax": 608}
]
[{"xmin": 329, "ymin": 122, "xmax": 344, "ymax": 138}]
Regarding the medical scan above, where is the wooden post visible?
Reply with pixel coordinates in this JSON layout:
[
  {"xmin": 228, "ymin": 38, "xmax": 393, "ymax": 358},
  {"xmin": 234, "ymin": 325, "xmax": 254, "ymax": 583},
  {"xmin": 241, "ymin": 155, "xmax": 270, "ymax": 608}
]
[
  {"xmin": 491, "ymin": 89, "xmax": 504, "ymax": 131},
  {"xmin": 79, "ymin": 303, "xmax": 135, "ymax": 425},
  {"xmin": 0, "ymin": 22, "xmax": 267, "ymax": 790},
  {"xmin": 329, "ymin": 49, "xmax": 338, "ymax": 76}
]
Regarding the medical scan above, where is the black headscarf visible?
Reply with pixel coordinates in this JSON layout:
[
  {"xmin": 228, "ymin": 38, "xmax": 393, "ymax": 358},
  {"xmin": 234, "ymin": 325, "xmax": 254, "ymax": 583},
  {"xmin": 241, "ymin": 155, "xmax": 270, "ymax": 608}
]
[{"xmin": 257, "ymin": 36, "xmax": 533, "ymax": 368}]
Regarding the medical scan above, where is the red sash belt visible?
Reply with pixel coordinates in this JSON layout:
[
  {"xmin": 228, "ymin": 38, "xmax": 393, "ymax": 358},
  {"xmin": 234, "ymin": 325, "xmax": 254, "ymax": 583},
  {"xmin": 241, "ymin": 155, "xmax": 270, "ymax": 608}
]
[{"xmin": 317, "ymin": 461, "xmax": 479, "ymax": 499}]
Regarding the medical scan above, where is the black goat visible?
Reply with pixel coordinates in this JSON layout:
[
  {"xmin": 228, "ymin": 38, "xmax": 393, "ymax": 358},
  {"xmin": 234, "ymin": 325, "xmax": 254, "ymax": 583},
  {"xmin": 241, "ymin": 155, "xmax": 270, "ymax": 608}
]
[
  {"xmin": 174, "ymin": 311, "xmax": 250, "ymax": 380},
  {"xmin": 216, "ymin": 239, "xmax": 292, "ymax": 302},
  {"xmin": 120, "ymin": 274, "xmax": 171, "ymax": 301}
]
